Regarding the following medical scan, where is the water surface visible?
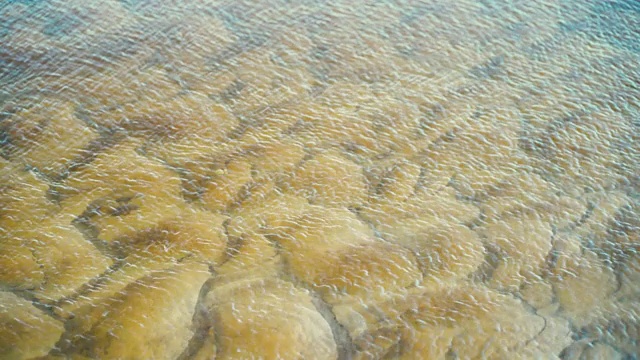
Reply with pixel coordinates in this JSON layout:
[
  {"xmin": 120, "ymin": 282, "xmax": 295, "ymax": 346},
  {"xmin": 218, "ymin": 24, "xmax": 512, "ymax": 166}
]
[{"xmin": 0, "ymin": 0, "xmax": 639, "ymax": 359}]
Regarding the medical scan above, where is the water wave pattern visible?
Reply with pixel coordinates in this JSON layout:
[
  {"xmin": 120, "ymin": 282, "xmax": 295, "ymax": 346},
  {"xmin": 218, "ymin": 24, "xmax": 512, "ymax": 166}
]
[{"xmin": 0, "ymin": 0, "xmax": 638, "ymax": 359}]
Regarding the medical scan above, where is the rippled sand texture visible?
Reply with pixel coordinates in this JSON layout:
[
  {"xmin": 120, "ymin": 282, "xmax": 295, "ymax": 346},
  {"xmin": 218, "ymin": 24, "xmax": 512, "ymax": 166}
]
[{"xmin": 1, "ymin": 0, "xmax": 639, "ymax": 359}]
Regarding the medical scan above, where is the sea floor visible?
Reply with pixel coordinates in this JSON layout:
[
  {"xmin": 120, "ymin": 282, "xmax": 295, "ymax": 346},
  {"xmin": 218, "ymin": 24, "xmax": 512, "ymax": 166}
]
[{"xmin": 0, "ymin": 0, "xmax": 639, "ymax": 359}]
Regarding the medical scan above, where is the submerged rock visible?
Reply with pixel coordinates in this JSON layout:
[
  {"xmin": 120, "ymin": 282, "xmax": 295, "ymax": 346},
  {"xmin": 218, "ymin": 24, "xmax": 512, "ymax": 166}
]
[{"xmin": 0, "ymin": 0, "xmax": 638, "ymax": 358}]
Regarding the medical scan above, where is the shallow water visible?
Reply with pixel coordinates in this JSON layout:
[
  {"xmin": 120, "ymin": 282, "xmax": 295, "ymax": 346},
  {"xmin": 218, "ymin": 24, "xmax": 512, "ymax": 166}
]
[{"xmin": 0, "ymin": 0, "xmax": 639, "ymax": 359}]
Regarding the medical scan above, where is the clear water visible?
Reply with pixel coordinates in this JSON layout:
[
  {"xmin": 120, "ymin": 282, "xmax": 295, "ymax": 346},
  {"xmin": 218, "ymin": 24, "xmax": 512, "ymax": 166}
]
[{"xmin": 0, "ymin": 0, "xmax": 638, "ymax": 359}]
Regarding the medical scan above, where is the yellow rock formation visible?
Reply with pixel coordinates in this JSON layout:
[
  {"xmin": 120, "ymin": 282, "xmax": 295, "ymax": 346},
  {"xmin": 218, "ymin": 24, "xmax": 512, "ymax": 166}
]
[
  {"xmin": 63, "ymin": 261, "xmax": 210, "ymax": 360},
  {"xmin": 0, "ymin": 292, "xmax": 64, "ymax": 360},
  {"xmin": 0, "ymin": 0, "xmax": 637, "ymax": 358},
  {"xmin": 207, "ymin": 278, "xmax": 337, "ymax": 359}
]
